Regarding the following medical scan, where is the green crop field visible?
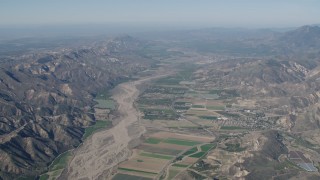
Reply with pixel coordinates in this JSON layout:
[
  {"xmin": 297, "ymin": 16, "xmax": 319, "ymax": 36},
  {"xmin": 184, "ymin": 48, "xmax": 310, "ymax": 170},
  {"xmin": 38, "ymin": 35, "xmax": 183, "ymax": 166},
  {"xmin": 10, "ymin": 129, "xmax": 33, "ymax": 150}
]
[
  {"xmin": 145, "ymin": 137, "xmax": 162, "ymax": 144},
  {"xmin": 200, "ymin": 144, "xmax": 216, "ymax": 152},
  {"xmin": 118, "ymin": 168, "xmax": 157, "ymax": 175},
  {"xmin": 172, "ymin": 163, "xmax": 189, "ymax": 168},
  {"xmin": 140, "ymin": 152, "xmax": 173, "ymax": 160},
  {"xmin": 138, "ymin": 98, "xmax": 173, "ymax": 106},
  {"xmin": 139, "ymin": 145, "xmax": 182, "ymax": 156},
  {"xmin": 39, "ymin": 151, "xmax": 73, "ymax": 180},
  {"xmin": 199, "ymin": 116, "xmax": 217, "ymax": 120},
  {"xmin": 220, "ymin": 126, "xmax": 245, "ymax": 130},
  {"xmin": 94, "ymin": 99, "xmax": 115, "ymax": 109},
  {"xmin": 174, "ymin": 106, "xmax": 190, "ymax": 110},
  {"xmin": 206, "ymin": 105, "xmax": 225, "ymax": 111},
  {"xmin": 163, "ymin": 138, "xmax": 201, "ymax": 146},
  {"xmin": 155, "ymin": 76, "xmax": 182, "ymax": 85},
  {"xmin": 182, "ymin": 147, "xmax": 198, "ymax": 156},
  {"xmin": 189, "ymin": 151, "xmax": 207, "ymax": 158},
  {"xmin": 141, "ymin": 108, "xmax": 179, "ymax": 120},
  {"xmin": 218, "ymin": 112, "xmax": 240, "ymax": 118},
  {"xmin": 39, "ymin": 174, "xmax": 49, "ymax": 180},
  {"xmin": 192, "ymin": 105, "xmax": 205, "ymax": 108},
  {"xmin": 83, "ymin": 120, "xmax": 111, "ymax": 139}
]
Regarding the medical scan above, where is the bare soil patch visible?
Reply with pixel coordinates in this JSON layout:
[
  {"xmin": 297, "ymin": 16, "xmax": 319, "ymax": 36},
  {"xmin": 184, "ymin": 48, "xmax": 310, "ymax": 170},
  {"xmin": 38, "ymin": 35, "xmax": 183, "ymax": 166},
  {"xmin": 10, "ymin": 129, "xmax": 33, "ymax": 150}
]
[{"xmin": 150, "ymin": 132, "xmax": 214, "ymax": 143}]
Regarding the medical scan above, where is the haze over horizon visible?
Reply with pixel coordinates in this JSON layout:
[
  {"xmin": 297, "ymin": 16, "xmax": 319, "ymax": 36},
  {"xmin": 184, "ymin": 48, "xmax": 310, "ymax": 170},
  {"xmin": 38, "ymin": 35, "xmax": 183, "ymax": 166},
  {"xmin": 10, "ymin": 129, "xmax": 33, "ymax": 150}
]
[{"xmin": 1, "ymin": 0, "xmax": 320, "ymax": 29}]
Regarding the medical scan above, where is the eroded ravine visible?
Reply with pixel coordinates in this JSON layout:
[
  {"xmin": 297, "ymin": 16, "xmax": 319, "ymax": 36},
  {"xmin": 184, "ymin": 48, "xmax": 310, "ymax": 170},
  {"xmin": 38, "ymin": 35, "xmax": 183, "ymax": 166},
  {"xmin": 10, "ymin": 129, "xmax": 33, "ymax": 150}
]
[{"xmin": 64, "ymin": 69, "xmax": 170, "ymax": 180}]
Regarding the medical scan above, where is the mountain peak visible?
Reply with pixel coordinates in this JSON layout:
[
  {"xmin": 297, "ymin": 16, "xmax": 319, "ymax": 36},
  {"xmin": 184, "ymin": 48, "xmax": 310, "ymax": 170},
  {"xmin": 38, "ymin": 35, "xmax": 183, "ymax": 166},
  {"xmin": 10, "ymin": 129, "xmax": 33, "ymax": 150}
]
[
  {"xmin": 280, "ymin": 25, "xmax": 320, "ymax": 48},
  {"xmin": 296, "ymin": 25, "xmax": 320, "ymax": 33}
]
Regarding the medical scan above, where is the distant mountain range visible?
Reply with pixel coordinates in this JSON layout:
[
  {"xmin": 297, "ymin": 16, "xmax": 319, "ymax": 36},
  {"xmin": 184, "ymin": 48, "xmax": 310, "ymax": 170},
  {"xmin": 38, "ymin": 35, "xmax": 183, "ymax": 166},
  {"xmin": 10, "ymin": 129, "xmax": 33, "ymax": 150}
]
[
  {"xmin": 279, "ymin": 25, "xmax": 320, "ymax": 49},
  {"xmin": 1, "ymin": 24, "xmax": 320, "ymax": 179}
]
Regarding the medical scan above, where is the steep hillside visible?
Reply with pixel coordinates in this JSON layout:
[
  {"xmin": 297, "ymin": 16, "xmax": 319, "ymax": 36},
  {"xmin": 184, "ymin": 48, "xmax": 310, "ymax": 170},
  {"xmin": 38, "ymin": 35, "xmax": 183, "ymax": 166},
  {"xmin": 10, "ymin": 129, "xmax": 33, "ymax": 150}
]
[
  {"xmin": 242, "ymin": 131, "xmax": 289, "ymax": 180},
  {"xmin": 0, "ymin": 36, "xmax": 153, "ymax": 179},
  {"xmin": 279, "ymin": 25, "xmax": 320, "ymax": 49}
]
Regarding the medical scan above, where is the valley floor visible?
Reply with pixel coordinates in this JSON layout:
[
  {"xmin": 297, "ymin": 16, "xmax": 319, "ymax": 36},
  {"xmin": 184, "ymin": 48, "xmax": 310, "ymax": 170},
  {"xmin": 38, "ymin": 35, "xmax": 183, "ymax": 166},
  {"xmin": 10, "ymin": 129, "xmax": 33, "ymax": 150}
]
[{"xmin": 61, "ymin": 67, "xmax": 172, "ymax": 180}]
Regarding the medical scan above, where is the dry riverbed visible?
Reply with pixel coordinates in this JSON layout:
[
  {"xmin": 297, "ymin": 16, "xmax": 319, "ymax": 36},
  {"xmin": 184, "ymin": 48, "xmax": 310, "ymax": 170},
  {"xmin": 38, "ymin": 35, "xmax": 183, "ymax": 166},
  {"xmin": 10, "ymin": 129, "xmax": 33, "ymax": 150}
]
[{"xmin": 63, "ymin": 69, "xmax": 170, "ymax": 180}]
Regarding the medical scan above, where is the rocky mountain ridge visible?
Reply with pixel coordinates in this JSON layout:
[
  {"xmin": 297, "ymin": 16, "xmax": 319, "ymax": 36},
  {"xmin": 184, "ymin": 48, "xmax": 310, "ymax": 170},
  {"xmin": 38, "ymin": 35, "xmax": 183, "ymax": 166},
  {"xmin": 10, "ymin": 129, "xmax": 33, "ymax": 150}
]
[{"xmin": 0, "ymin": 36, "xmax": 152, "ymax": 179}]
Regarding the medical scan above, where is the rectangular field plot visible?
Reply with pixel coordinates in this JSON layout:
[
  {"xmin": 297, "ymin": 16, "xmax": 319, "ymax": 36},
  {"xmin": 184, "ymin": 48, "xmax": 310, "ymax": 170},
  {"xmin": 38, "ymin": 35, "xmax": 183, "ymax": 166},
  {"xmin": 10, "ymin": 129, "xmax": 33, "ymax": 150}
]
[
  {"xmin": 94, "ymin": 99, "xmax": 115, "ymax": 109},
  {"xmin": 149, "ymin": 132, "xmax": 214, "ymax": 143},
  {"xmin": 172, "ymin": 163, "xmax": 190, "ymax": 168},
  {"xmin": 112, "ymin": 173, "xmax": 153, "ymax": 180},
  {"xmin": 118, "ymin": 155, "xmax": 169, "ymax": 174},
  {"xmin": 182, "ymin": 147, "xmax": 198, "ymax": 156},
  {"xmin": 192, "ymin": 104, "xmax": 206, "ymax": 108},
  {"xmin": 184, "ymin": 92, "xmax": 219, "ymax": 99},
  {"xmin": 199, "ymin": 116, "xmax": 217, "ymax": 120},
  {"xmin": 205, "ymin": 100, "xmax": 225, "ymax": 108},
  {"xmin": 118, "ymin": 168, "xmax": 157, "ymax": 175},
  {"xmin": 144, "ymin": 85, "xmax": 187, "ymax": 94},
  {"xmin": 200, "ymin": 143, "xmax": 216, "ymax": 152},
  {"xmin": 186, "ymin": 109, "xmax": 221, "ymax": 117},
  {"xmin": 163, "ymin": 138, "xmax": 201, "ymax": 146},
  {"xmin": 161, "ymin": 120, "xmax": 198, "ymax": 128},
  {"xmin": 138, "ymin": 144, "xmax": 182, "ymax": 156},
  {"xmin": 155, "ymin": 76, "xmax": 183, "ymax": 85},
  {"xmin": 180, "ymin": 157, "xmax": 199, "ymax": 165},
  {"xmin": 145, "ymin": 137, "xmax": 162, "ymax": 144},
  {"xmin": 83, "ymin": 120, "xmax": 111, "ymax": 140},
  {"xmin": 206, "ymin": 105, "xmax": 225, "ymax": 111},
  {"xmin": 141, "ymin": 108, "xmax": 179, "ymax": 120},
  {"xmin": 140, "ymin": 152, "xmax": 174, "ymax": 160},
  {"xmin": 137, "ymin": 98, "xmax": 174, "ymax": 106},
  {"xmin": 220, "ymin": 126, "xmax": 246, "ymax": 130},
  {"xmin": 168, "ymin": 169, "xmax": 181, "ymax": 180},
  {"xmin": 185, "ymin": 118, "xmax": 216, "ymax": 127},
  {"xmin": 147, "ymin": 142, "xmax": 190, "ymax": 151},
  {"xmin": 189, "ymin": 151, "xmax": 206, "ymax": 158}
]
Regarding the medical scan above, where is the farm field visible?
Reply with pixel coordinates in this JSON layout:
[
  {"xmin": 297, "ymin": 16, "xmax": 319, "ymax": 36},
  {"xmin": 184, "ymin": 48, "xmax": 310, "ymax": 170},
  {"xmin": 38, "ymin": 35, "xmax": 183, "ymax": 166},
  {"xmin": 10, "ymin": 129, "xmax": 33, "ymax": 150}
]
[
  {"xmin": 137, "ymin": 144, "xmax": 182, "ymax": 155},
  {"xmin": 186, "ymin": 109, "xmax": 221, "ymax": 117},
  {"xmin": 140, "ymin": 152, "xmax": 174, "ymax": 160},
  {"xmin": 149, "ymin": 132, "xmax": 213, "ymax": 143},
  {"xmin": 172, "ymin": 163, "xmax": 190, "ymax": 168},
  {"xmin": 113, "ymin": 132, "xmax": 215, "ymax": 179},
  {"xmin": 180, "ymin": 157, "xmax": 199, "ymax": 165},
  {"xmin": 220, "ymin": 126, "xmax": 247, "ymax": 130},
  {"xmin": 167, "ymin": 167, "xmax": 182, "ymax": 180},
  {"xmin": 94, "ymin": 99, "xmax": 115, "ymax": 109},
  {"xmin": 39, "ymin": 151, "xmax": 73, "ymax": 180},
  {"xmin": 187, "ymin": 117, "xmax": 216, "ymax": 127},
  {"xmin": 128, "ymin": 64, "xmax": 264, "ymax": 179},
  {"xmin": 142, "ymin": 119, "xmax": 198, "ymax": 129},
  {"xmin": 112, "ymin": 173, "xmax": 153, "ymax": 180},
  {"xmin": 82, "ymin": 120, "xmax": 111, "ymax": 139},
  {"xmin": 163, "ymin": 138, "xmax": 201, "ymax": 146}
]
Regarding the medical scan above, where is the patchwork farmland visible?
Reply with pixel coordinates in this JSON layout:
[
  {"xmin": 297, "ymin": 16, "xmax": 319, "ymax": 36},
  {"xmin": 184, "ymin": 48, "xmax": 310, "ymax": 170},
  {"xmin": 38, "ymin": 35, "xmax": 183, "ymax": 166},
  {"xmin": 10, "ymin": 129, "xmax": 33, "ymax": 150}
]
[
  {"xmin": 111, "ymin": 62, "xmax": 309, "ymax": 180},
  {"xmin": 112, "ymin": 132, "xmax": 215, "ymax": 180}
]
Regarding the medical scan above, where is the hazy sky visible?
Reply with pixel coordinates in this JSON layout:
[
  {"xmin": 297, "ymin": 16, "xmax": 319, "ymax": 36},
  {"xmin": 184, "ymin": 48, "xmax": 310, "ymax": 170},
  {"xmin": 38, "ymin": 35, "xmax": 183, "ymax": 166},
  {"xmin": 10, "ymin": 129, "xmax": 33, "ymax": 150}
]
[{"xmin": 1, "ymin": 0, "xmax": 319, "ymax": 28}]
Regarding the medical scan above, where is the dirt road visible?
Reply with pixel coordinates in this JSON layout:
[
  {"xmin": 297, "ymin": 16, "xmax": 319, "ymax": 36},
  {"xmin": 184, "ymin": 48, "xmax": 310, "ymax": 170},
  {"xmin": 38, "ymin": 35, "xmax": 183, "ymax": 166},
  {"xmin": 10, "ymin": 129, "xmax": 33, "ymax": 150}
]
[{"xmin": 65, "ymin": 70, "xmax": 170, "ymax": 180}]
